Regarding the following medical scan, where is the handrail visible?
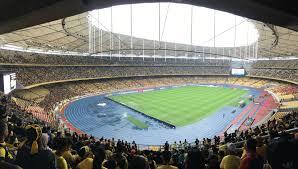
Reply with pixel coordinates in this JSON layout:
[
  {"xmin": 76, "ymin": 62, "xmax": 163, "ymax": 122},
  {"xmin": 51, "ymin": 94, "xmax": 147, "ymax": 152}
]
[
  {"xmin": 136, "ymin": 127, "xmax": 298, "ymax": 150},
  {"xmin": 232, "ymin": 127, "xmax": 298, "ymax": 147}
]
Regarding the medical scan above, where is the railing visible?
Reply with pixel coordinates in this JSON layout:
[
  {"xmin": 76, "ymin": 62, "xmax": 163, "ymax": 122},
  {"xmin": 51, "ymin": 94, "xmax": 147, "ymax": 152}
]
[
  {"xmin": 232, "ymin": 127, "xmax": 298, "ymax": 147},
  {"xmin": 136, "ymin": 127, "xmax": 298, "ymax": 151}
]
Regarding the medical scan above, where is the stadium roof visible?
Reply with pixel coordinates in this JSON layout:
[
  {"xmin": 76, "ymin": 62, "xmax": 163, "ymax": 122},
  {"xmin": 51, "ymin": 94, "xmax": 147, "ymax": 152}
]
[{"xmin": 0, "ymin": 1, "xmax": 297, "ymax": 59}]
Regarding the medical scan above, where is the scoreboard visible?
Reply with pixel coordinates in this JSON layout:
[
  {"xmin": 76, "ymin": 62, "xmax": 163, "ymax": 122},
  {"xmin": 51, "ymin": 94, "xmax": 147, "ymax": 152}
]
[
  {"xmin": 0, "ymin": 72, "xmax": 16, "ymax": 94},
  {"xmin": 231, "ymin": 68, "xmax": 245, "ymax": 76}
]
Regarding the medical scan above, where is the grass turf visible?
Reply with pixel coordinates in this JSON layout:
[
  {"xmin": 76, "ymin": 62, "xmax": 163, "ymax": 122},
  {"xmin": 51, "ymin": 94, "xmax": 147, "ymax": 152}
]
[
  {"xmin": 127, "ymin": 115, "xmax": 149, "ymax": 129},
  {"xmin": 109, "ymin": 86, "xmax": 248, "ymax": 126}
]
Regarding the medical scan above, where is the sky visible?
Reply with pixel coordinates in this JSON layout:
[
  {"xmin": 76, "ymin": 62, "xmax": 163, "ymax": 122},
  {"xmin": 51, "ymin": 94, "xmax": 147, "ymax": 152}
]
[{"xmin": 89, "ymin": 3, "xmax": 259, "ymax": 47}]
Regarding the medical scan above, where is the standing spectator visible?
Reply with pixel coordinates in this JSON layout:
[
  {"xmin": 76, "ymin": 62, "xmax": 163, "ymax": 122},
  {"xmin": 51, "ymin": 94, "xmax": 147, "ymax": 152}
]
[{"xmin": 164, "ymin": 141, "xmax": 169, "ymax": 151}]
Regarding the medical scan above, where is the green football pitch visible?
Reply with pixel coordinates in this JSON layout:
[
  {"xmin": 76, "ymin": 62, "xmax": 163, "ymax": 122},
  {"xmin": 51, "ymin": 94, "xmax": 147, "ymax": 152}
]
[{"xmin": 109, "ymin": 86, "xmax": 248, "ymax": 127}]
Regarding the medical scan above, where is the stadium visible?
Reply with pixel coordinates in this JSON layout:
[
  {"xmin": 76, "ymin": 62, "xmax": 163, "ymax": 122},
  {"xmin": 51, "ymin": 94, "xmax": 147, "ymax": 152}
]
[{"xmin": 0, "ymin": 1, "xmax": 297, "ymax": 169}]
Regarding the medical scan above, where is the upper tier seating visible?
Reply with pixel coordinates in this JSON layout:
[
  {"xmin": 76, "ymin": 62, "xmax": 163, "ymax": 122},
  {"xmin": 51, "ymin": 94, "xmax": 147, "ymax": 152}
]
[{"xmin": 249, "ymin": 60, "xmax": 298, "ymax": 83}]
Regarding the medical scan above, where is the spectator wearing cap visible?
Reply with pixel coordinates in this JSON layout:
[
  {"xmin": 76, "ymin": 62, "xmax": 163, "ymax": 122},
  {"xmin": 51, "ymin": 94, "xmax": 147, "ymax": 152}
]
[{"xmin": 219, "ymin": 143, "xmax": 240, "ymax": 169}]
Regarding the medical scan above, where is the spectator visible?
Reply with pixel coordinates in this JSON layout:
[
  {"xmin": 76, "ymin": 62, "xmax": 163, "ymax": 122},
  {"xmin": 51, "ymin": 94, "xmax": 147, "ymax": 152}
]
[
  {"xmin": 220, "ymin": 143, "xmax": 240, "ymax": 169},
  {"xmin": 0, "ymin": 121, "xmax": 12, "ymax": 162},
  {"xmin": 76, "ymin": 148, "xmax": 94, "ymax": 169},
  {"xmin": 185, "ymin": 149, "xmax": 205, "ymax": 169},
  {"xmin": 266, "ymin": 135, "xmax": 298, "ymax": 169},
  {"xmin": 91, "ymin": 146, "xmax": 106, "ymax": 169},
  {"xmin": 15, "ymin": 125, "xmax": 42, "ymax": 169},
  {"xmin": 157, "ymin": 151, "xmax": 177, "ymax": 169},
  {"xmin": 54, "ymin": 138, "xmax": 71, "ymax": 169},
  {"xmin": 35, "ymin": 133, "xmax": 56, "ymax": 169},
  {"xmin": 239, "ymin": 138, "xmax": 263, "ymax": 169},
  {"xmin": 164, "ymin": 141, "xmax": 169, "ymax": 151},
  {"xmin": 111, "ymin": 153, "xmax": 128, "ymax": 169},
  {"xmin": 129, "ymin": 155, "xmax": 149, "ymax": 169},
  {"xmin": 0, "ymin": 161, "xmax": 22, "ymax": 169}
]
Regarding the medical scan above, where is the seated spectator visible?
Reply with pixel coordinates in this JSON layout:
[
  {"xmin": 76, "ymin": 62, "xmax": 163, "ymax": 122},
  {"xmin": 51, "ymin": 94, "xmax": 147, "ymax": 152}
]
[
  {"xmin": 207, "ymin": 155, "xmax": 220, "ymax": 169},
  {"xmin": 0, "ymin": 161, "xmax": 22, "ymax": 169},
  {"xmin": 239, "ymin": 138, "xmax": 263, "ymax": 169},
  {"xmin": 157, "ymin": 151, "xmax": 177, "ymax": 169},
  {"xmin": 0, "ymin": 121, "xmax": 14, "ymax": 163},
  {"xmin": 185, "ymin": 149, "xmax": 205, "ymax": 169},
  {"xmin": 256, "ymin": 136, "xmax": 267, "ymax": 159},
  {"xmin": 86, "ymin": 146, "xmax": 106, "ymax": 169},
  {"xmin": 129, "ymin": 155, "xmax": 149, "ymax": 169},
  {"xmin": 104, "ymin": 159, "xmax": 117, "ymax": 169},
  {"xmin": 62, "ymin": 139, "xmax": 79, "ymax": 168},
  {"xmin": 54, "ymin": 137, "xmax": 71, "ymax": 169},
  {"xmin": 76, "ymin": 146, "xmax": 94, "ymax": 169},
  {"xmin": 111, "ymin": 153, "xmax": 128, "ymax": 169},
  {"xmin": 15, "ymin": 125, "xmax": 42, "ymax": 169},
  {"xmin": 220, "ymin": 143, "xmax": 240, "ymax": 169},
  {"xmin": 267, "ymin": 134, "xmax": 298, "ymax": 169},
  {"xmin": 35, "ymin": 133, "xmax": 56, "ymax": 169}
]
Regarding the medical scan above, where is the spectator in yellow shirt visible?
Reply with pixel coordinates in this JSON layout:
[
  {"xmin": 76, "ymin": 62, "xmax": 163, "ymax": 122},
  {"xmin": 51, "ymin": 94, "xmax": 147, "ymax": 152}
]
[
  {"xmin": 76, "ymin": 146, "xmax": 94, "ymax": 169},
  {"xmin": 0, "ymin": 121, "xmax": 13, "ymax": 162},
  {"xmin": 77, "ymin": 156, "xmax": 94, "ymax": 169},
  {"xmin": 220, "ymin": 143, "xmax": 240, "ymax": 169},
  {"xmin": 55, "ymin": 138, "xmax": 71, "ymax": 169}
]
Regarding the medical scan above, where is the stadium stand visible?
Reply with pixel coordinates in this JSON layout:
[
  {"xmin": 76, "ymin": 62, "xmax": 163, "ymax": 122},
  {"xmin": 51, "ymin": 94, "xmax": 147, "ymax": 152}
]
[
  {"xmin": 0, "ymin": 49, "xmax": 297, "ymax": 169},
  {"xmin": 0, "ymin": 1, "xmax": 297, "ymax": 168},
  {"xmin": 249, "ymin": 60, "xmax": 298, "ymax": 83},
  {"xmin": 0, "ymin": 49, "xmax": 231, "ymax": 66},
  {"xmin": 1, "ymin": 91, "xmax": 297, "ymax": 169}
]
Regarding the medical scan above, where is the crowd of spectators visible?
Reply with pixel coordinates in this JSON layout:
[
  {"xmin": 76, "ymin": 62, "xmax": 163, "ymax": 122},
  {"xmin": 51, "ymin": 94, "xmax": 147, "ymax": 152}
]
[
  {"xmin": 252, "ymin": 60, "xmax": 298, "ymax": 69},
  {"xmin": 1, "ymin": 66, "xmax": 229, "ymax": 87},
  {"xmin": 14, "ymin": 77, "xmax": 266, "ymax": 112},
  {"xmin": 0, "ymin": 49, "xmax": 230, "ymax": 66},
  {"xmin": 0, "ymin": 92, "xmax": 297, "ymax": 169},
  {"xmin": 0, "ymin": 50, "xmax": 297, "ymax": 168},
  {"xmin": 249, "ymin": 69, "xmax": 298, "ymax": 83},
  {"xmin": 249, "ymin": 60, "xmax": 298, "ymax": 83}
]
